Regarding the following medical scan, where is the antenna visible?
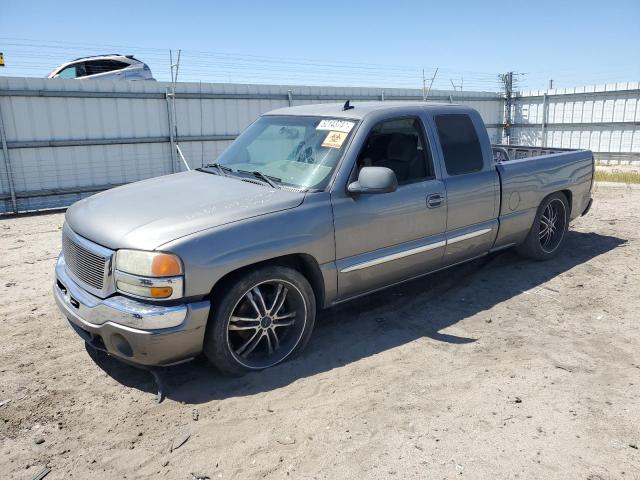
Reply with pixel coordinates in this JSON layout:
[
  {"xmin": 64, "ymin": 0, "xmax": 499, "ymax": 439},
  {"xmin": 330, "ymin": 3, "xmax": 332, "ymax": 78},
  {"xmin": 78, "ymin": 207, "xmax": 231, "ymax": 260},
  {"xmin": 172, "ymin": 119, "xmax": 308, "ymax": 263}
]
[{"xmin": 343, "ymin": 100, "xmax": 354, "ymax": 111}]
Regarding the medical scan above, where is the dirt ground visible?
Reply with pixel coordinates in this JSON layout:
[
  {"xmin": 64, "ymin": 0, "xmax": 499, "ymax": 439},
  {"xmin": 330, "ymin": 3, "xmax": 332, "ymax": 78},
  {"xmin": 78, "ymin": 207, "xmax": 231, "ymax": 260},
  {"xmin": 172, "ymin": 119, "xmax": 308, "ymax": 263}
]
[{"xmin": 1, "ymin": 183, "xmax": 639, "ymax": 480}]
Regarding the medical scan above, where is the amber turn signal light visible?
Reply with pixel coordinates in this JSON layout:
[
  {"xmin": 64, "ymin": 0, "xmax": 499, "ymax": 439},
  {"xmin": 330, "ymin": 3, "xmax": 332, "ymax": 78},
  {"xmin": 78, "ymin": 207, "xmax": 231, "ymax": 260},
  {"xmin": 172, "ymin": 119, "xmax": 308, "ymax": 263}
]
[
  {"xmin": 150, "ymin": 286, "xmax": 173, "ymax": 298},
  {"xmin": 151, "ymin": 254, "xmax": 182, "ymax": 277}
]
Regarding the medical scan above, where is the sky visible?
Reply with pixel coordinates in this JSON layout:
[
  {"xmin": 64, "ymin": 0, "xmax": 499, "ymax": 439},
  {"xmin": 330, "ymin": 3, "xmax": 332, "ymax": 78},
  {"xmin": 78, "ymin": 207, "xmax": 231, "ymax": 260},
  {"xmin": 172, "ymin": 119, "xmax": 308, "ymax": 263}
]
[{"xmin": 1, "ymin": 0, "xmax": 639, "ymax": 92}]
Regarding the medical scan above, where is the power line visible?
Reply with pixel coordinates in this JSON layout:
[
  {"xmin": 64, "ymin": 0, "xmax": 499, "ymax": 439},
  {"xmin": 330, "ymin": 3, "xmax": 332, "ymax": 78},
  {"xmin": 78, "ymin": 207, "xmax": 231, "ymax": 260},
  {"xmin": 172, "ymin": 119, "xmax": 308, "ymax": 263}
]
[
  {"xmin": 0, "ymin": 37, "xmax": 501, "ymax": 76},
  {"xmin": 2, "ymin": 37, "xmax": 636, "ymax": 91},
  {"xmin": 0, "ymin": 37, "xmax": 503, "ymax": 90}
]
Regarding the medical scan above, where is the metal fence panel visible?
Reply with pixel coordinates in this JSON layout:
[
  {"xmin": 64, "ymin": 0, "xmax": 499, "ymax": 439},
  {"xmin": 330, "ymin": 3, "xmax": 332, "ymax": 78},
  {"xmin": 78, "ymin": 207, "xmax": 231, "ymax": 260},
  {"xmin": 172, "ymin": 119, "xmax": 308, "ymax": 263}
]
[
  {"xmin": 5, "ymin": 75, "xmax": 638, "ymax": 215},
  {"xmin": 0, "ymin": 76, "xmax": 504, "ymax": 214},
  {"xmin": 512, "ymin": 82, "xmax": 640, "ymax": 165}
]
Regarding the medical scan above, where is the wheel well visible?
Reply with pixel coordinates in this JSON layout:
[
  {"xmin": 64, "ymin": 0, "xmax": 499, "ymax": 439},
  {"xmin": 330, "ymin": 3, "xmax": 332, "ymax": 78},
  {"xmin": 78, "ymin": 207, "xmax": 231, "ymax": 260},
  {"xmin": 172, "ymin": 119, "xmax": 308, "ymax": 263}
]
[
  {"xmin": 560, "ymin": 189, "xmax": 573, "ymax": 215},
  {"xmin": 209, "ymin": 254, "xmax": 325, "ymax": 308},
  {"xmin": 539, "ymin": 190, "xmax": 572, "ymax": 216}
]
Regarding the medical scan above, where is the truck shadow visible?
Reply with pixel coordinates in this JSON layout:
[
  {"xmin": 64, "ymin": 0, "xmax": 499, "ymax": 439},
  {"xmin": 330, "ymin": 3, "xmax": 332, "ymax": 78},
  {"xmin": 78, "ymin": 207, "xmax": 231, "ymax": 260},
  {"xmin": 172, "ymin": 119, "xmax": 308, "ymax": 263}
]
[{"xmin": 87, "ymin": 230, "xmax": 626, "ymax": 404}]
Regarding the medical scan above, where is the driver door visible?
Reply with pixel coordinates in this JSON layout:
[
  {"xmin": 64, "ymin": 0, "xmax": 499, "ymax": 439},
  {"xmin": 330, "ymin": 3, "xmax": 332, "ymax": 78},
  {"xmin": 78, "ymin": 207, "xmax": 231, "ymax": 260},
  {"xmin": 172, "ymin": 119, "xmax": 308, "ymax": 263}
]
[{"xmin": 331, "ymin": 116, "xmax": 447, "ymax": 300}]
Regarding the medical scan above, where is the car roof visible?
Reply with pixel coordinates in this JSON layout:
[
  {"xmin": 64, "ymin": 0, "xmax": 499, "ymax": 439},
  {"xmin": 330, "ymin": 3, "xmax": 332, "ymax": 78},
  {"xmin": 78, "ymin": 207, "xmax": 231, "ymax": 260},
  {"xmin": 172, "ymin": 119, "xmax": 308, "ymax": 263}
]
[
  {"xmin": 72, "ymin": 53, "xmax": 140, "ymax": 62},
  {"xmin": 49, "ymin": 55, "xmax": 143, "ymax": 75},
  {"xmin": 72, "ymin": 54, "xmax": 121, "ymax": 61},
  {"xmin": 68, "ymin": 54, "xmax": 141, "ymax": 64},
  {"xmin": 263, "ymin": 101, "xmax": 467, "ymax": 120}
]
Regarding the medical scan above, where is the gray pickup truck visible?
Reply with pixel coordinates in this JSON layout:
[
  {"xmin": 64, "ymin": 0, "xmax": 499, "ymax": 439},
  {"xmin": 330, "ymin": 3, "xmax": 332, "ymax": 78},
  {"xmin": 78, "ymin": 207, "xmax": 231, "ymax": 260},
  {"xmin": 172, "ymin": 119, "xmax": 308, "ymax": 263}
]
[{"xmin": 53, "ymin": 102, "xmax": 594, "ymax": 374}]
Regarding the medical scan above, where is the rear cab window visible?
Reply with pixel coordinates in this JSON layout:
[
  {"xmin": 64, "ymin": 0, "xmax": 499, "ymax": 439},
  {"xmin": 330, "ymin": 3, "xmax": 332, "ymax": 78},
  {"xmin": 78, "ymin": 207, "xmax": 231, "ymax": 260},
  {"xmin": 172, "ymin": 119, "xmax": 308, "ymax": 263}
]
[{"xmin": 435, "ymin": 114, "xmax": 484, "ymax": 176}]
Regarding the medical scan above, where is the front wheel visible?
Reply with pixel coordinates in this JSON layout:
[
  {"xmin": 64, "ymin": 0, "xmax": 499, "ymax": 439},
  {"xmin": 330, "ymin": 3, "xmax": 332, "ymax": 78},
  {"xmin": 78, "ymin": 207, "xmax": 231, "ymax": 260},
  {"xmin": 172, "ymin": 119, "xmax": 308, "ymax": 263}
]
[
  {"xmin": 203, "ymin": 266, "xmax": 316, "ymax": 375},
  {"xmin": 516, "ymin": 192, "xmax": 569, "ymax": 261}
]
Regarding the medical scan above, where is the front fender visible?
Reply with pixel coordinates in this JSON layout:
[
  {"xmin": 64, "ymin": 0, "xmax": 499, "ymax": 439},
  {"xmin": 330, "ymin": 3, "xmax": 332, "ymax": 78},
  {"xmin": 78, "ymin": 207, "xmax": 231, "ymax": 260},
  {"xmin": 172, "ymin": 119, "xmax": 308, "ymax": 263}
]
[{"xmin": 160, "ymin": 193, "xmax": 336, "ymax": 301}]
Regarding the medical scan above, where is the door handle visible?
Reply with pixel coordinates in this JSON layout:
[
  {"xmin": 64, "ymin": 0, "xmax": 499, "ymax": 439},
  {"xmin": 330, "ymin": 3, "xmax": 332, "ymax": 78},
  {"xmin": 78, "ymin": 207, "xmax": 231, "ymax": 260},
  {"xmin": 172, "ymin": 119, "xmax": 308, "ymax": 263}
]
[{"xmin": 426, "ymin": 193, "xmax": 444, "ymax": 208}]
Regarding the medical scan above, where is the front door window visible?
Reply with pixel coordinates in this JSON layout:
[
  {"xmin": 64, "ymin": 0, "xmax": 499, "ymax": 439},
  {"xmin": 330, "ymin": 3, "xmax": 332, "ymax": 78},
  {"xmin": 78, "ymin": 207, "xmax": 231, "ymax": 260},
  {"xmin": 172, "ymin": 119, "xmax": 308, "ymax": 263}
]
[{"xmin": 357, "ymin": 117, "xmax": 434, "ymax": 184}]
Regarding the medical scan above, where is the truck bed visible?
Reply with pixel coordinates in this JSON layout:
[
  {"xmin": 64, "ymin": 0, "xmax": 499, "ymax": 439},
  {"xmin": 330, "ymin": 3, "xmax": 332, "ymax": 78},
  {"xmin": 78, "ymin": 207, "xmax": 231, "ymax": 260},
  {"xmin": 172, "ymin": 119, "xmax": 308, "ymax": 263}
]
[
  {"xmin": 492, "ymin": 144, "xmax": 578, "ymax": 162},
  {"xmin": 490, "ymin": 145, "xmax": 594, "ymax": 249}
]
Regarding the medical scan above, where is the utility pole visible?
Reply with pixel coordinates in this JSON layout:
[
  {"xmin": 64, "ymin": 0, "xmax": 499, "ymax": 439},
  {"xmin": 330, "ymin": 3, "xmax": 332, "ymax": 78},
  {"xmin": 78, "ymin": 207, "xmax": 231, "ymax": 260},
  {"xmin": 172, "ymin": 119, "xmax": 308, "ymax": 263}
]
[
  {"xmin": 549, "ymin": 79, "xmax": 554, "ymax": 90},
  {"xmin": 449, "ymin": 77, "xmax": 463, "ymax": 95},
  {"xmin": 166, "ymin": 50, "xmax": 189, "ymax": 171},
  {"xmin": 449, "ymin": 78, "xmax": 461, "ymax": 103},
  {"xmin": 500, "ymin": 71, "xmax": 514, "ymax": 145},
  {"xmin": 170, "ymin": 49, "xmax": 181, "ymax": 133},
  {"xmin": 424, "ymin": 68, "xmax": 438, "ymax": 102},
  {"xmin": 422, "ymin": 69, "xmax": 426, "ymax": 101}
]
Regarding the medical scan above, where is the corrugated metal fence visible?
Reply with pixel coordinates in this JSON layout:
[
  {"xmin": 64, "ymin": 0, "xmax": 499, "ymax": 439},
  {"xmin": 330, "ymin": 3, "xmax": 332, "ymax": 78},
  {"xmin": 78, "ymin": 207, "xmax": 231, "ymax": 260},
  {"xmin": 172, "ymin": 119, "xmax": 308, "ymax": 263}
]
[
  {"xmin": 2, "ymin": 76, "xmax": 638, "ymax": 214},
  {"xmin": 512, "ymin": 82, "xmax": 640, "ymax": 165},
  {"xmin": 0, "ymin": 76, "xmax": 503, "ymax": 214}
]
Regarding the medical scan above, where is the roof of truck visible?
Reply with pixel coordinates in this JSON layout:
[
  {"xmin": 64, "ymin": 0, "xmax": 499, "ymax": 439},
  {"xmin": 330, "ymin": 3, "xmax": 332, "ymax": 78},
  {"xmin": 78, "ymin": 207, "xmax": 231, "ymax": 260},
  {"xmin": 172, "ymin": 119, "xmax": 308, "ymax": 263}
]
[{"xmin": 264, "ymin": 101, "xmax": 467, "ymax": 120}]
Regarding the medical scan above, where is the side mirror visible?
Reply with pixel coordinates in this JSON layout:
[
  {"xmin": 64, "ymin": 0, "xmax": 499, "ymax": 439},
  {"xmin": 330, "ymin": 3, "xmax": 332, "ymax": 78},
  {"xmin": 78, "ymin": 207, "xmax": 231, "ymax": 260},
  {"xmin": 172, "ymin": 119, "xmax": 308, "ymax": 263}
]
[{"xmin": 348, "ymin": 166, "xmax": 398, "ymax": 195}]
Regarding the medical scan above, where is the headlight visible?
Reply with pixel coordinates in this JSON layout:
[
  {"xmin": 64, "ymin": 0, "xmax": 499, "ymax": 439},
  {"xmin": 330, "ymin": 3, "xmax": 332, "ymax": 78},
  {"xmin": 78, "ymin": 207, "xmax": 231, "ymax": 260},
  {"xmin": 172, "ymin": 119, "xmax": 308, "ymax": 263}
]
[
  {"xmin": 115, "ymin": 250, "xmax": 184, "ymax": 300},
  {"xmin": 115, "ymin": 250, "xmax": 182, "ymax": 277}
]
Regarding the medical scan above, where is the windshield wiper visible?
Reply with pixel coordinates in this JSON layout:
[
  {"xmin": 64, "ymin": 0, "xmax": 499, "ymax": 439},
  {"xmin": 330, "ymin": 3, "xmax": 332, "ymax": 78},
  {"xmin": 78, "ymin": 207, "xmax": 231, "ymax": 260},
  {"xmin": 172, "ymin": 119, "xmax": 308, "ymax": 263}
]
[
  {"xmin": 237, "ymin": 169, "xmax": 281, "ymax": 189},
  {"xmin": 198, "ymin": 163, "xmax": 233, "ymax": 176}
]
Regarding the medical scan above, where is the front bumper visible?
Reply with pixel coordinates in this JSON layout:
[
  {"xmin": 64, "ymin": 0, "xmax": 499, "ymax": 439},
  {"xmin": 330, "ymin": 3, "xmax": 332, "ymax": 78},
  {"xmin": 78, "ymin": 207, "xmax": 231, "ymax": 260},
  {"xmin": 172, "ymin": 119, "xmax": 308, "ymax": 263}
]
[{"xmin": 54, "ymin": 255, "xmax": 210, "ymax": 366}]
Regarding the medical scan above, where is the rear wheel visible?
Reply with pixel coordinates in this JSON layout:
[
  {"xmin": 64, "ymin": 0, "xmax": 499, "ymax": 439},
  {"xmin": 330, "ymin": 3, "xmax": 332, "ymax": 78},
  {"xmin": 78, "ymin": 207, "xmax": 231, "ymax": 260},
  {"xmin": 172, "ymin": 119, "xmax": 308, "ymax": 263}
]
[
  {"xmin": 203, "ymin": 266, "xmax": 315, "ymax": 375},
  {"xmin": 516, "ymin": 192, "xmax": 569, "ymax": 261}
]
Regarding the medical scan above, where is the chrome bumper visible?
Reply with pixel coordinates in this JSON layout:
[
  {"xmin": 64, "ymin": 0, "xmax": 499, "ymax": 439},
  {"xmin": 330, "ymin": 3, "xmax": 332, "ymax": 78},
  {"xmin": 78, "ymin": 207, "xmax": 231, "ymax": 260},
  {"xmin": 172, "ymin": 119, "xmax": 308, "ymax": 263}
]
[{"xmin": 54, "ymin": 254, "xmax": 210, "ymax": 366}]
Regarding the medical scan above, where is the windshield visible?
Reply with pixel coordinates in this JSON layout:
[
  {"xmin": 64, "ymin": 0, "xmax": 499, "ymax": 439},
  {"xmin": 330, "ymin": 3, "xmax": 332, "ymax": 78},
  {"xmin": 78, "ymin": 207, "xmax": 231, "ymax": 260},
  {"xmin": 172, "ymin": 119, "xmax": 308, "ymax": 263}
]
[{"xmin": 210, "ymin": 115, "xmax": 357, "ymax": 190}]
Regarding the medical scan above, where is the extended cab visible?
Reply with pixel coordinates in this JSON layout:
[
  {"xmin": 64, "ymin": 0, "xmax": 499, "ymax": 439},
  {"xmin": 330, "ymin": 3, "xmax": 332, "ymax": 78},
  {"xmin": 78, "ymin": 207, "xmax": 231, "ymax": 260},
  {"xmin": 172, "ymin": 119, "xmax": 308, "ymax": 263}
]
[{"xmin": 53, "ymin": 102, "xmax": 594, "ymax": 374}]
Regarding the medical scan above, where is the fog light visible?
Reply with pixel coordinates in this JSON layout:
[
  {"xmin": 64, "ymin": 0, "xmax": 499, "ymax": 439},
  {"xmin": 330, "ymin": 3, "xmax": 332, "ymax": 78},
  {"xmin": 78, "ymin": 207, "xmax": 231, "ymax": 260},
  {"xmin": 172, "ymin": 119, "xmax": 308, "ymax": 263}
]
[{"xmin": 111, "ymin": 333, "xmax": 133, "ymax": 357}]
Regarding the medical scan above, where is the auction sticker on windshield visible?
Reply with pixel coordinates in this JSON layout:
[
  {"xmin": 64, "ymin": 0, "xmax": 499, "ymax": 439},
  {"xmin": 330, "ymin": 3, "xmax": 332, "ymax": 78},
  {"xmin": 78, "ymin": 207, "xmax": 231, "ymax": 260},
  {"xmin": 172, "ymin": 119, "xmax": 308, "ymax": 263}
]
[
  {"xmin": 321, "ymin": 131, "xmax": 349, "ymax": 149},
  {"xmin": 316, "ymin": 119, "xmax": 355, "ymax": 133}
]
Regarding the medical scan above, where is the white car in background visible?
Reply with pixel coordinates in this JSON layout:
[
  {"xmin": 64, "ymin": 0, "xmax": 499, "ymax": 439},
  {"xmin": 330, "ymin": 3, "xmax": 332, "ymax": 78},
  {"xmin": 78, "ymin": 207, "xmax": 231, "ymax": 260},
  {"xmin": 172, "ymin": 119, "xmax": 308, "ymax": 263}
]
[{"xmin": 47, "ymin": 54, "xmax": 155, "ymax": 81}]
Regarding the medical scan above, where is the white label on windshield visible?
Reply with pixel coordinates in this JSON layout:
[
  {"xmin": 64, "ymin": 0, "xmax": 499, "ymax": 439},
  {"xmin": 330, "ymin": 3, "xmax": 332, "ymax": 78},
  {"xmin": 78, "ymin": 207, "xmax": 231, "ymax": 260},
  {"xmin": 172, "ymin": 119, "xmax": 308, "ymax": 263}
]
[{"xmin": 316, "ymin": 119, "xmax": 355, "ymax": 133}]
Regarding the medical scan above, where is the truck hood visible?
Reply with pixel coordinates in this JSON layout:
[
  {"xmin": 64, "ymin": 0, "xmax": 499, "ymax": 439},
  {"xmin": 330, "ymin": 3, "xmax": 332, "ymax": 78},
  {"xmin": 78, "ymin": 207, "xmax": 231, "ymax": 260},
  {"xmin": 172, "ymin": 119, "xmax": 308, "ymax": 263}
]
[{"xmin": 65, "ymin": 171, "xmax": 305, "ymax": 250}]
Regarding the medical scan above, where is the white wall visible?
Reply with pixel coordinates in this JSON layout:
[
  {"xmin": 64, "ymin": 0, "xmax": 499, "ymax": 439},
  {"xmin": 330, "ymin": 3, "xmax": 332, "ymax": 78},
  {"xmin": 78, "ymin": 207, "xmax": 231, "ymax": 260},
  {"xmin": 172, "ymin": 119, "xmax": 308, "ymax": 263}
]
[
  {"xmin": 512, "ymin": 82, "xmax": 640, "ymax": 164},
  {"xmin": 0, "ymin": 76, "xmax": 503, "ymax": 213}
]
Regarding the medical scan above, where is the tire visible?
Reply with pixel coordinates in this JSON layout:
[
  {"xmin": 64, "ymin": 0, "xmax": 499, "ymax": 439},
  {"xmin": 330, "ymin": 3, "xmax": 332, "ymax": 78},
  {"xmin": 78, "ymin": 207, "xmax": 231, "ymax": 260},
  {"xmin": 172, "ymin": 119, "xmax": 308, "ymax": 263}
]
[
  {"xmin": 203, "ymin": 265, "xmax": 316, "ymax": 375},
  {"xmin": 516, "ymin": 192, "xmax": 570, "ymax": 261}
]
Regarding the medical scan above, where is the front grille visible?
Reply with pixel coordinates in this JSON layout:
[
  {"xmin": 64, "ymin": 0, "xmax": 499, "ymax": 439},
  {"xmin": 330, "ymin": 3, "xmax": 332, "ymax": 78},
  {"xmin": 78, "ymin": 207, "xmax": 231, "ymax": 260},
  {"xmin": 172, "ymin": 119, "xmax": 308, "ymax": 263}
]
[{"xmin": 62, "ymin": 230, "xmax": 109, "ymax": 291}]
